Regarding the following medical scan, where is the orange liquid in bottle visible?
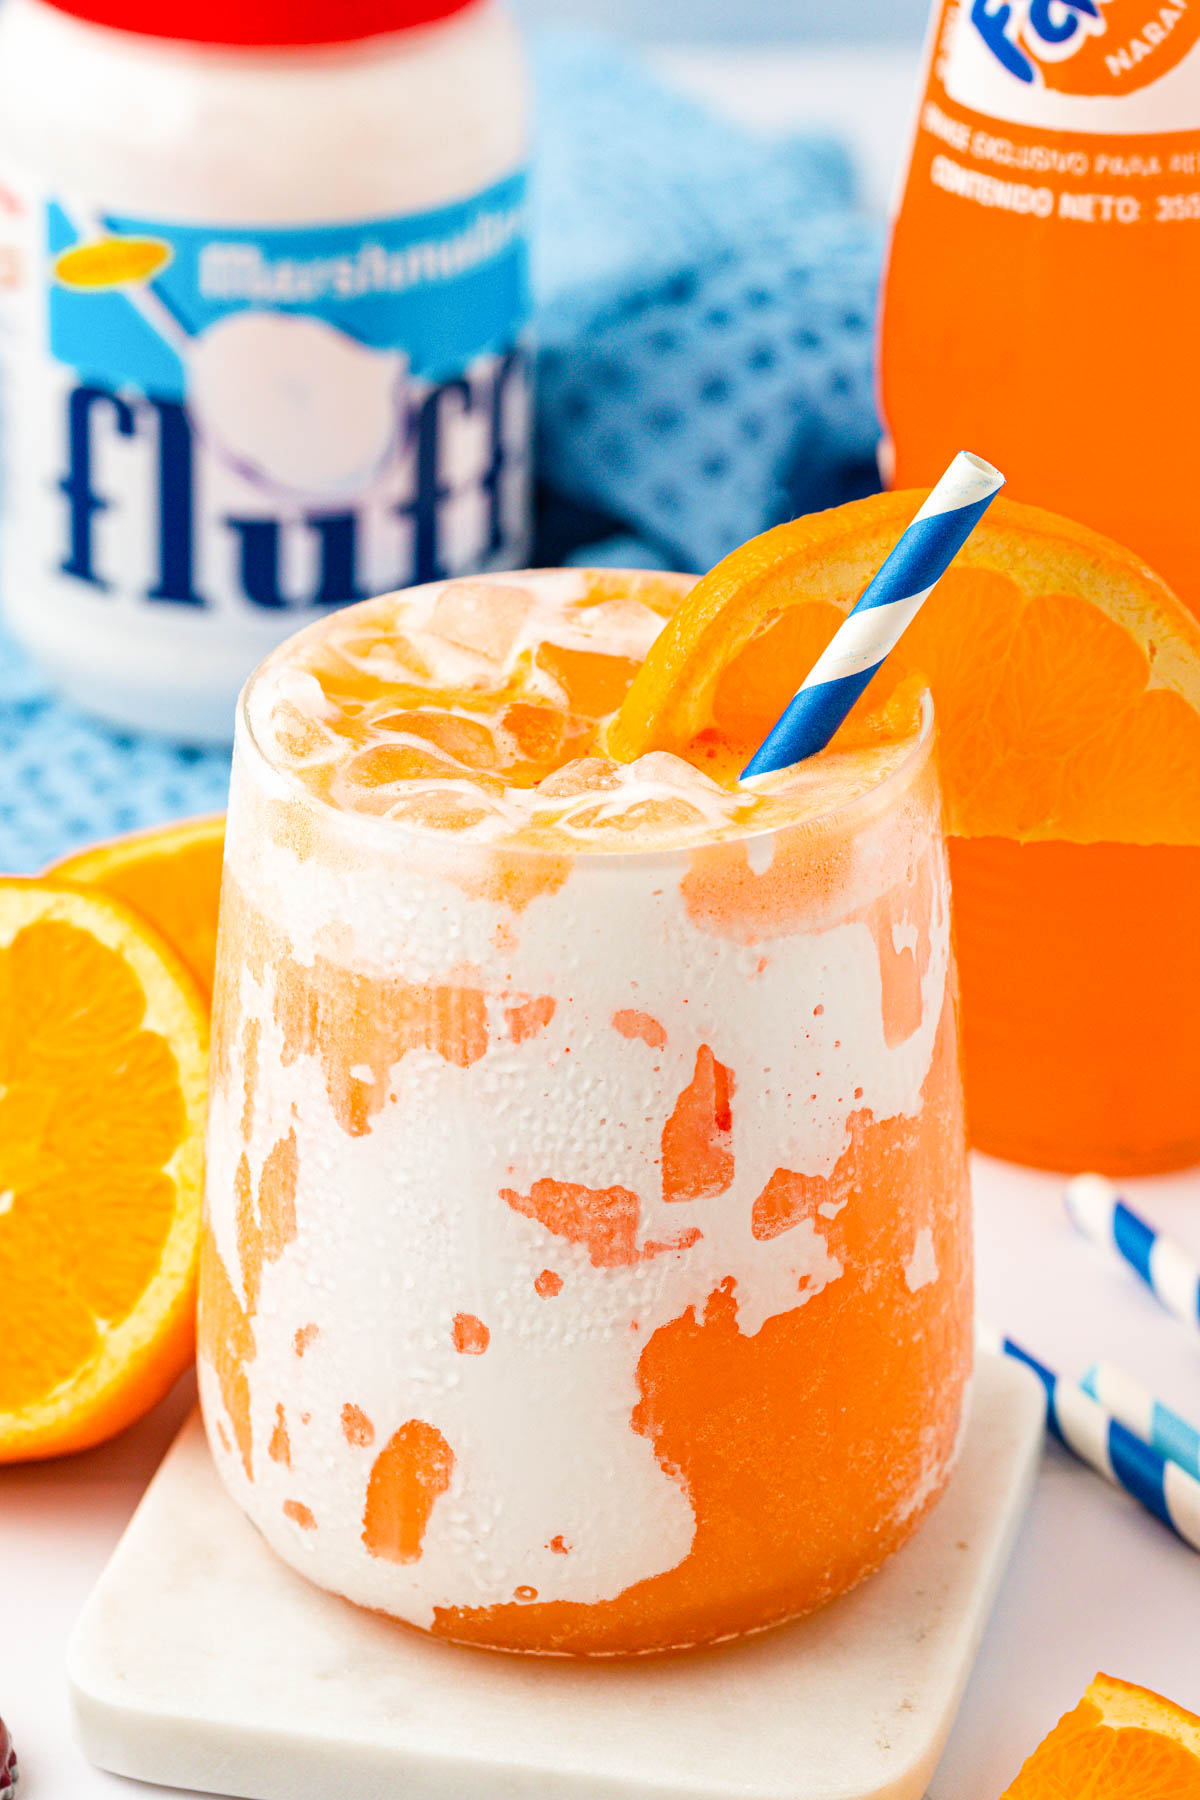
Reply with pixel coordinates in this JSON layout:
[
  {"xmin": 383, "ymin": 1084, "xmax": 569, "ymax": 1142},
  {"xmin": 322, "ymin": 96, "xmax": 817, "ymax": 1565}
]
[
  {"xmin": 951, "ymin": 837, "xmax": 1200, "ymax": 1174},
  {"xmin": 879, "ymin": 5, "xmax": 1200, "ymax": 1170}
]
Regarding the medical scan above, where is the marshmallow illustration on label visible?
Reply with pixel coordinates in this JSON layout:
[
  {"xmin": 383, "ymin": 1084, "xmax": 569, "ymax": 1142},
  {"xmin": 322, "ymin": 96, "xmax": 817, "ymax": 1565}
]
[{"xmin": 188, "ymin": 314, "xmax": 409, "ymax": 498}]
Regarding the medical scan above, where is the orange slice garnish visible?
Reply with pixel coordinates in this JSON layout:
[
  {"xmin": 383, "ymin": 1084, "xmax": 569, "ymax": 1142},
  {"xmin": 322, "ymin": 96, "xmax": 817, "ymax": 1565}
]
[
  {"xmin": 1002, "ymin": 1672, "xmax": 1200, "ymax": 1797},
  {"xmin": 0, "ymin": 880, "xmax": 208, "ymax": 1461},
  {"xmin": 608, "ymin": 492, "xmax": 1200, "ymax": 845},
  {"xmin": 51, "ymin": 814, "xmax": 225, "ymax": 1000}
]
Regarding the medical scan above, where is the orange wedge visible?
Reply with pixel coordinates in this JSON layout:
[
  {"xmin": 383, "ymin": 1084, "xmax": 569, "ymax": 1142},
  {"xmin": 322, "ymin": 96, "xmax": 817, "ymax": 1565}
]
[
  {"xmin": 0, "ymin": 880, "xmax": 208, "ymax": 1461},
  {"xmin": 51, "ymin": 814, "xmax": 225, "ymax": 1000},
  {"xmin": 609, "ymin": 491, "xmax": 1200, "ymax": 845},
  {"xmin": 1002, "ymin": 1673, "xmax": 1200, "ymax": 1798},
  {"xmin": 609, "ymin": 494, "xmax": 1200, "ymax": 1174}
]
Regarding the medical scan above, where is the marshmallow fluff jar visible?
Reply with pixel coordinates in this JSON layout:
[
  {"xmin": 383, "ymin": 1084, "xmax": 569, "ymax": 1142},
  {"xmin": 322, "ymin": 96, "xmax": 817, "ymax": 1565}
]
[
  {"xmin": 199, "ymin": 569, "xmax": 974, "ymax": 1656},
  {"xmin": 0, "ymin": 0, "xmax": 530, "ymax": 740}
]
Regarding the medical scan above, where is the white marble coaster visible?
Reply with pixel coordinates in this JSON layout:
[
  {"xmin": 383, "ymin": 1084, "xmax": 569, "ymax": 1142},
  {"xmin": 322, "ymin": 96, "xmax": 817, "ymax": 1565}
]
[{"xmin": 68, "ymin": 1354, "xmax": 1043, "ymax": 1800}]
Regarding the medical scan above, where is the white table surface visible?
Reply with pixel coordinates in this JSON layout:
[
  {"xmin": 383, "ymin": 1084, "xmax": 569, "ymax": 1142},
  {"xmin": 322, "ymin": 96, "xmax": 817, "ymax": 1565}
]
[
  {"xmin": 5, "ymin": 38, "xmax": 1200, "ymax": 1800},
  {"xmin": 64, "ymin": 1360, "xmax": 1042, "ymax": 1800},
  {"xmin": 5, "ymin": 1152, "xmax": 1200, "ymax": 1799}
]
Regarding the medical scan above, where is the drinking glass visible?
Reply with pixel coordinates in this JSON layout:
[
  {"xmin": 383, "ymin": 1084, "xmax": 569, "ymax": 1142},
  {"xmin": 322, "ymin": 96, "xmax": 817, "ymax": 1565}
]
[{"xmin": 198, "ymin": 570, "xmax": 973, "ymax": 1656}]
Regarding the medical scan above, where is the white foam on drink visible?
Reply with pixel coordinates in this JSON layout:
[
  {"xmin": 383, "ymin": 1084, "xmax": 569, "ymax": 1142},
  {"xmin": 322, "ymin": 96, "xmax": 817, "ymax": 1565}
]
[
  {"xmin": 528, "ymin": 753, "xmax": 734, "ymax": 843},
  {"xmin": 247, "ymin": 570, "xmax": 918, "ymax": 854}
]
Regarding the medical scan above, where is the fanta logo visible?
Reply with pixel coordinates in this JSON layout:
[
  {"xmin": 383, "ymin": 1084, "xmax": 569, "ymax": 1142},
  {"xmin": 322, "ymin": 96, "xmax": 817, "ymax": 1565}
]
[{"xmin": 969, "ymin": 0, "xmax": 1200, "ymax": 94}]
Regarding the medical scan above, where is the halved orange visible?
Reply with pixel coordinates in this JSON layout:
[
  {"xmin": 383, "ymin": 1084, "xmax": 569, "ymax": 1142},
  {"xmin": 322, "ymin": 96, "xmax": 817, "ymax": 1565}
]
[
  {"xmin": 0, "ymin": 880, "xmax": 208, "ymax": 1461},
  {"xmin": 51, "ymin": 815, "xmax": 225, "ymax": 1001},
  {"xmin": 608, "ymin": 491, "xmax": 1200, "ymax": 846},
  {"xmin": 1002, "ymin": 1672, "xmax": 1200, "ymax": 1797},
  {"xmin": 609, "ymin": 494, "xmax": 1200, "ymax": 1174}
]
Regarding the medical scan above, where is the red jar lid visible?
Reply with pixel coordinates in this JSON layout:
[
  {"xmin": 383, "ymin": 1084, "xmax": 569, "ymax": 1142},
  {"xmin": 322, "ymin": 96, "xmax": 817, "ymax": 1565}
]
[{"xmin": 39, "ymin": 0, "xmax": 477, "ymax": 46}]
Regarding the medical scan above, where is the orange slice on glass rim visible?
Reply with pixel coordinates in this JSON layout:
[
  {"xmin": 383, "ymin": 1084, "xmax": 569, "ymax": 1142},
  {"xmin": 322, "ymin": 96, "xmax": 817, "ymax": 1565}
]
[
  {"xmin": 0, "ymin": 879, "xmax": 208, "ymax": 1461},
  {"xmin": 607, "ymin": 491, "xmax": 1200, "ymax": 846}
]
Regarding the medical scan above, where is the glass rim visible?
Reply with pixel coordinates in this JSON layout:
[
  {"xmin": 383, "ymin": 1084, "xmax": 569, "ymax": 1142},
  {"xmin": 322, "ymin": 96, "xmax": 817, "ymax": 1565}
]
[{"xmin": 237, "ymin": 572, "xmax": 940, "ymax": 868}]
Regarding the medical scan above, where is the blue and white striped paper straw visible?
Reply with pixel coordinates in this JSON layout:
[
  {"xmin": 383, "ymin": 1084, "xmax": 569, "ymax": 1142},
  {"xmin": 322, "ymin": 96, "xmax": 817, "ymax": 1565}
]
[
  {"xmin": 1082, "ymin": 1360, "xmax": 1200, "ymax": 1483},
  {"xmin": 742, "ymin": 450, "xmax": 1005, "ymax": 779},
  {"xmin": 1065, "ymin": 1173, "xmax": 1200, "ymax": 1333},
  {"xmin": 981, "ymin": 1326, "xmax": 1200, "ymax": 1553}
]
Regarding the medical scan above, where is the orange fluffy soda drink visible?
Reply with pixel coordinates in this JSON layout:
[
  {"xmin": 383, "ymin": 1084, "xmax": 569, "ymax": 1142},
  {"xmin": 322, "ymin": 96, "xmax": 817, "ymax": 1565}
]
[
  {"xmin": 879, "ymin": 0, "xmax": 1200, "ymax": 620},
  {"xmin": 198, "ymin": 569, "xmax": 972, "ymax": 1656}
]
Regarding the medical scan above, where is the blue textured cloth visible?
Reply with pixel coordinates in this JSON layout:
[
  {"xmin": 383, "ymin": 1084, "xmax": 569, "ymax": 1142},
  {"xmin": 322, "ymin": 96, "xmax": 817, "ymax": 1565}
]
[
  {"xmin": 0, "ymin": 32, "xmax": 883, "ymax": 872},
  {"xmin": 532, "ymin": 33, "xmax": 858, "ymax": 312},
  {"xmin": 0, "ymin": 633, "xmax": 232, "ymax": 870},
  {"xmin": 533, "ymin": 31, "xmax": 883, "ymax": 572}
]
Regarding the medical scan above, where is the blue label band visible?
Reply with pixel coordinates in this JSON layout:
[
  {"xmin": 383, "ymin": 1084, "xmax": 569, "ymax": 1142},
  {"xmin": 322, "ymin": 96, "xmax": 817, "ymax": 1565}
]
[
  {"xmin": 40, "ymin": 173, "xmax": 533, "ymax": 614},
  {"xmin": 49, "ymin": 173, "xmax": 531, "ymax": 396}
]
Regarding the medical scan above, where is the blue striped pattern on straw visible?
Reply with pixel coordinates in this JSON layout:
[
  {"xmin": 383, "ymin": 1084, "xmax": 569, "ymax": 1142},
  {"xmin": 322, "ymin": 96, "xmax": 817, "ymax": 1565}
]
[
  {"xmin": 1082, "ymin": 1360, "xmax": 1200, "ymax": 1483},
  {"xmin": 1065, "ymin": 1173, "xmax": 1200, "ymax": 1332},
  {"xmin": 981, "ymin": 1326, "xmax": 1200, "ymax": 1552},
  {"xmin": 742, "ymin": 449, "xmax": 1005, "ymax": 779}
]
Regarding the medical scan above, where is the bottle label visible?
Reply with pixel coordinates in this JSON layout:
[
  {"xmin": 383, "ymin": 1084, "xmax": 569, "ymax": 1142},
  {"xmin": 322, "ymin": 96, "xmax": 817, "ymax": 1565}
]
[
  {"xmin": 1, "ymin": 171, "xmax": 532, "ymax": 632},
  {"xmin": 880, "ymin": 0, "xmax": 1200, "ymax": 604},
  {"xmin": 941, "ymin": 0, "xmax": 1200, "ymax": 129},
  {"xmin": 896, "ymin": 0, "xmax": 1200, "ymax": 240}
]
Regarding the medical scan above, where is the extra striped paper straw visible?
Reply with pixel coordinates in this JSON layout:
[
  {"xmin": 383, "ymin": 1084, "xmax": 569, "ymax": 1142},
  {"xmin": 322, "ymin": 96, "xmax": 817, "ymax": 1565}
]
[
  {"xmin": 981, "ymin": 1326, "xmax": 1200, "ymax": 1553},
  {"xmin": 742, "ymin": 450, "xmax": 1004, "ymax": 779},
  {"xmin": 1065, "ymin": 1173, "xmax": 1200, "ymax": 1332},
  {"xmin": 1082, "ymin": 1359, "xmax": 1200, "ymax": 1483}
]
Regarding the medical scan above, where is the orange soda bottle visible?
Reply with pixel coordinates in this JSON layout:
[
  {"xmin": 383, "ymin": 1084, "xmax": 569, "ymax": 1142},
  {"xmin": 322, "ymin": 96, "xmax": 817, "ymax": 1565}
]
[
  {"xmin": 880, "ymin": 0, "xmax": 1200, "ymax": 615},
  {"xmin": 880, "ymin": 3, "xmax": 1200, "ymax": 1176}
]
